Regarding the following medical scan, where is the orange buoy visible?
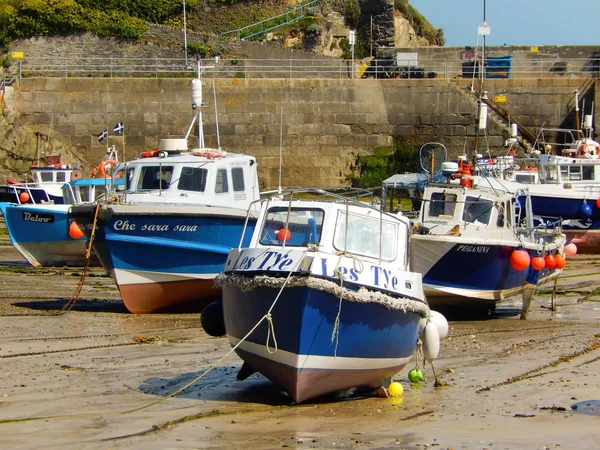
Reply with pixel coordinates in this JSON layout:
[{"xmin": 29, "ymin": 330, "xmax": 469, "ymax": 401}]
[
  {"xmin": 68, "ymin": 221, "xmax": 84, "ymax": 239},
  {"xmin": 564, "ymin": 243, "xmax": 578, "ymax": 257},
  {"xmin": 510, "ymin": 249, "xmax": 530, "ymax": 271},
  {"xmin": 544, "ymin": 254, "xmax": 557, "ymax": 269},
  {"xmin": 277, "ymin": 228, "xmax": 291, "ymax": 242},
  {"xmin": 19, "ymin": 192, "xmax": 30, "ymax": 203},
  {"xmin": 530, "ymin": 255, "xmax": 545, "ymax": 271},
  {"xmin": 596, "ymin": 197, "xmax": 600, "ymax": 209},
  {"xmin": 554, "ymin": 254, "xmax": 566, "ymax": 269}
]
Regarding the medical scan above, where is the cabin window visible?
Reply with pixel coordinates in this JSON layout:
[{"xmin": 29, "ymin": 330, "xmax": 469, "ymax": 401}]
[
  {"xmin": 232, "ymin": 167, "xmax": 245, "ymax": 192},
  {"xmin": 56, "ymin": 172, "xmax": 67, "ymax": 183},
  {"xmin": 582, "ymin": 166, "xmax": 594, "ymax": 180},
  {"xmin": 542, "ymin": 165, "xmax": 559, "ymax": 183},
  {"xmin": 463, "ymin": 195, "xmax": 493, "ymax": 226},
  {"xmin": 40, "ymin": 172, "xmax": 54, "ymax": 182},
  {"xmin": 333, "ymin": 211, "xmax": 397, "ymax": 261},
  {"xmin": 177, "ymin": 167, "xmax": 208, "ymax": 192},
  {"xmin": 215, "ymin": 169, "xmax": 229, "ymax": 193},
  {"xmin": 428, "ymin": 192, "xmax": 457, "ymax": 218},
  {"xmin": 79, "ymin": 185, "xmax": 91, "ymax": 202},
  {"xmin": 562, "ymin": 165, "xmax": 583, "ymax": 181},
  {"xmin": 137, "ymin": 165, "xmax": 174, "ymax": 190},
  {"xmin": 514, "ymin": 173, "xmax": 537, "ymax": 184},
  {"xmin": 497, "ymin": 201, "xmax": 507, "ymax": 227},
  {"xmin": 126, "ymin": 167, "xmax": 135, "ymax": 190},
  {"xmin": 259, "ymin": 207, "xmax": 324, "ymax": 247}
]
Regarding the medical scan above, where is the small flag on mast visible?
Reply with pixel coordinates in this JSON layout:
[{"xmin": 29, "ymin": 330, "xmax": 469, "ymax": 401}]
[
  {"xmin": 97, "ymin": 129, "xmax": 108, "ymax": 142},
  {"xmin": 113, "ymin": 122, "xmax": 124, "ymax": 134}
]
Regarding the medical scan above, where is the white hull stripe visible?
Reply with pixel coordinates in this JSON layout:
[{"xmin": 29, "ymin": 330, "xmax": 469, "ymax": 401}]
[
  {"xmin": 112, "ymin": 268, "xmax": 218, "ymax": 286},
  {"xmin": 228, "ymin": 336, "xmax": 412, "ymax": 371}
]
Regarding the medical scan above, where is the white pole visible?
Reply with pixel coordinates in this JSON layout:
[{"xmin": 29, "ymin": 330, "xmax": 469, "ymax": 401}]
[
  {"xmin": 278, "ymin": 105, "xmax": 283, "ymax": 193},
  {"xmin": 183, "ymin": 0, "xmax": 188, "ymax": 67},
  {"xmin": 349, "ymin": 30, "xmax": 355, "ymax": 79},
  {"xmin": 197, "ymin": 58, "xmax": 204, "ymax": 148}
]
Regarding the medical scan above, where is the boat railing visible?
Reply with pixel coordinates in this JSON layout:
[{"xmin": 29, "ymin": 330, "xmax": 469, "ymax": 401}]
[
  {"xmin": 3, "ymin": 184, "xmax": 51, "ymax": 204},
  {"xmin": 237, "ymin": 187, "xmax": 406, "ymax": 263}
]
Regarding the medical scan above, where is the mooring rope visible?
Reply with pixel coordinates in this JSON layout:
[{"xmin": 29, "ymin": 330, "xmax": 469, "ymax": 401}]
[{"xmin": 53, "ymin": 202, "xmax": 102, "ymax": 315}]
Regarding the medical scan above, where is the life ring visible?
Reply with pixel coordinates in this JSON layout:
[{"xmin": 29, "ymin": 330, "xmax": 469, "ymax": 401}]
[
  {"xmin": 580, "ymin": 143, "xmax": 588, "ymax": 156},
  {"xmin": 141, "ymin": 149, "xmax": 160, "ymax": 158},
  {"xmin": 523, "ymin": 166, "xmax": 538, "ymax": 171},
  {"xmin": 93, "ymin": 159, "xmax": 118, "ymax": 178},
  {"xmin": 193, "ymin": 148, "xmax": 222, "ymax": 159}
]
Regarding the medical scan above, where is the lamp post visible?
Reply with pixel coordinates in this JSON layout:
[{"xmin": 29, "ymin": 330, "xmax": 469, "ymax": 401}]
[{"xmin": 183, "ymin": 0, "xmax": 188, "ymax": 66}]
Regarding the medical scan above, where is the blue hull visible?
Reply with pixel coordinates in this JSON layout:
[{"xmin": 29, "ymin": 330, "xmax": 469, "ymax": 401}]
[
  {"xmin": 71, "ymin": 206, "xmax": 255, "ymax": 313},
  {"xmin": 412, "ymin": 241, "xmax": 558, "ymax": 308},
  {"xmin": 222, "ymin": 282, "xmax": 421, "ymax": 403},
  {"xmin": 0, "ymin": 203, "xmax": 92, "ymax": 267}
]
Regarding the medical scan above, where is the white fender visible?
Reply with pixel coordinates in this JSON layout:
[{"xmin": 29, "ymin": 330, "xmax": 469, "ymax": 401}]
[
  {"xmin": 418, "ymin": 317, "xmax": 428, "ymax": 338},
  {"xmin": 429, "ymin": 310, "xmax": 449, "ymax": 340},
  {"xmin": 423, "ymin": 322, "xmax": 440, "ymax": 361}
]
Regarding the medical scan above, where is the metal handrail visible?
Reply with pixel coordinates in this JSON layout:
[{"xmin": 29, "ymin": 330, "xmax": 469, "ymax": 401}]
[
  {"xmin": 13, "ymin": 56, "xmax": 600, "ymax": 80},
  {"xmin": 220, "ymin": 0, "xmax": 318, "ymax": 40}
]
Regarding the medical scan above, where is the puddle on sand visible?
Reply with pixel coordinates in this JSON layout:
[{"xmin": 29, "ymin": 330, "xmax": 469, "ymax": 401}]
[{"xmin": 571, "ymin": 400, "xmax": 600, "ymax": 416}]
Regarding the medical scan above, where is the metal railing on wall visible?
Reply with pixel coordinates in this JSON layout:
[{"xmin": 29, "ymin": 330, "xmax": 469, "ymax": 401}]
[
  {"xmin": 220, "ymin": 0, "xmax": 319, "ymax": 41},
  {"xmin": 10, "ymin": 56, "xmax": 600, "ymax": 80}
]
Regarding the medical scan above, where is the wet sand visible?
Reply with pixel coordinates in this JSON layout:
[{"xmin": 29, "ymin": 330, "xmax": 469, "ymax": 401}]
[{"xmin": 1, "ymin": 238, "xmax": 600, "ymax": 449}]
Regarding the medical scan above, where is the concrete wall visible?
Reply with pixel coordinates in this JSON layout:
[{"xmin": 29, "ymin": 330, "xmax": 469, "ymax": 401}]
[{"xmin": 14, "ymin": 77, "xmax": 598, "ymax": 189}]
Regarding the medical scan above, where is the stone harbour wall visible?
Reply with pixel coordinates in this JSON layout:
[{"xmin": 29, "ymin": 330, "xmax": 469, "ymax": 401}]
[{"xmin": 11, "ymin": 76, "xmax": 598, "ymax": 189}]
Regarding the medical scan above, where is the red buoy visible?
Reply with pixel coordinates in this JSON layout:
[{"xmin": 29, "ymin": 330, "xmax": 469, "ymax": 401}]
[
  {"xmin": 19, "ymin": 192, "xmax": 30, "ymax": 203},
  {"xmin": 510, "ymin": 249, "xmax": 530, "ymax": 271},
  {"xmin": 530, "ymin": 255, "xmax": 545, "ymax": 271},
  {"xmin": 554, "ymin": 253, "xmax": 566, "ymax": 269},
  {"xmin": 68, "ymin": 221, "xmax": 84, "ymax": 239},
  {"xmin": 277, "ymin": 228, "xmax": 291, "ymax": 242},
  {"xmin": 544, "ymin": 254, "xmax": 557, "ymax": 269}
]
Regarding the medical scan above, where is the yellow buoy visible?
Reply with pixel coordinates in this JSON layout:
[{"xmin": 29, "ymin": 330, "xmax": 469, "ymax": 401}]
[{"xmin": 387, "ymin": 381, "xmax": 403, "ymax": 397}]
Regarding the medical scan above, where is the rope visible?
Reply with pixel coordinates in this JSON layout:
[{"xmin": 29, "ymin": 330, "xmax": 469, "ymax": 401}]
[
  {"xmin": 51, "ymin": 202, "xmax": 102, "ymax": 315},
  {"xmin": 124, "ymin": 250, "xmax": 306, "ymax": 414}
]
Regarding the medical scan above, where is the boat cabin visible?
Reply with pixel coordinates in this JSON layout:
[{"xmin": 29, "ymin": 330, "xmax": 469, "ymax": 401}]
[
  {"xmin": 61, "ymin": 177, "xmax": 125, "ymax": 204},
  {"xmin": 119, "ymin": 145, "xmax": 260, "ymax": 208},
  {"xmin": 417, "ymin": 180, "xmax": 533, "ymax": 241},
  {"xmin": 248, "ymin": 195, "xmax": 410, "ymax": 267}
]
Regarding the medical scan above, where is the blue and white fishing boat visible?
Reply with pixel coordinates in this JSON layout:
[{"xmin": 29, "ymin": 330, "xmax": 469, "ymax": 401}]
[
  {"xmin": 213, "ymin": 188, "xmax": 443, "ymax": 403},
  {"xmin": 69, "ymin": 62, "xmax": 261, "ymax": 314},
  {"xmin": 0, "ymin": 153, "xmax": 78, "ymax": 205},
  {"xmin": 0, "ymin": 174, "xmax": 123, "ymax": 267},
  {"xmin": 486, "ymin": 118, "xmax": 600, "ymax": 253},
  {"xmin": 408, "ymin": 163, "xmax": 567, "ymax": 318}
]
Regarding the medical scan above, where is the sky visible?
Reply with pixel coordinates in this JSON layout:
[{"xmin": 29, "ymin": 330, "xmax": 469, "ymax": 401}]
[{"xmin": 409, "ymin": 0, "xmax": 600, "ymax": 47}]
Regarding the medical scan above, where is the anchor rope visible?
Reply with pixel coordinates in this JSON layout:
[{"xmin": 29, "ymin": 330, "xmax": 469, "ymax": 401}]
[{"xmin": 51, "ymin": 201, "xmax": 102, "ymax": 315}]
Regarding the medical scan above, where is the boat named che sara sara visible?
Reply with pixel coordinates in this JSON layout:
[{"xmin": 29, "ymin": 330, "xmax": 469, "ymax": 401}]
[
  {"xmin": 209, "ymin": 188, "xmax": 448, "ymax": 403},
  {"xmin": 69, "ymin": 139, "xmax": 261, "ymax": 313}
]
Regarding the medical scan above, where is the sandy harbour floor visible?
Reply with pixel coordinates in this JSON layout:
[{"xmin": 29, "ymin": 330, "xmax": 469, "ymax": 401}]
[{"xmin": 0, "ymin": 239, "xmax": 599, "ymax": 450}]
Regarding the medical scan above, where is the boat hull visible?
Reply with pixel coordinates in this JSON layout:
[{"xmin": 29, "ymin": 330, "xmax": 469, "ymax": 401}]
[
  {"xmin": 529, "ymin": 193, "xmax": 600, "ymax": 254},
  {"xmin": 0, "ymin": 203, "xmax": 97, "ymax": 267},
  {"xmin": 71, "ymin": 204, "xmax": 255, "ymax": 313},
  {"xmin": 221, "ymin": 281, "xmax": 421, "ymax": 403},
  {"xmin": 411, "ymin": 237, "xmax": 560, "ymax": 309}
]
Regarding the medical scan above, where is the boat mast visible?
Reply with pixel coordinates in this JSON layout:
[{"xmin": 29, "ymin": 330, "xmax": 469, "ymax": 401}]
[{"xmin": 473, "ymin": 0, "xmax": 489, "ymax": 162}]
